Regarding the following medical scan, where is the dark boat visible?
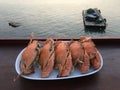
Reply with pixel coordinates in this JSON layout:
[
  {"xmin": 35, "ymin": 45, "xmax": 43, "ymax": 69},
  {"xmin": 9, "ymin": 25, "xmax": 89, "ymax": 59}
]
[
  {"xmin": 8, "ymin": 22, "xmax": 21, "ymax": 28},
  {"xmin": 82, "ymin": 8, "xmax": 107, "ymax": 29}
]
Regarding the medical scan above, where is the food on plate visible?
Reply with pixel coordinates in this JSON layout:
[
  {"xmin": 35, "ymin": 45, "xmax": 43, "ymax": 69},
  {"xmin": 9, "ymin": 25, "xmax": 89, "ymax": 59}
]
[
  {"xmin": 55, "ymin": 40, "xmax": 73, "ymax": 77},
  {"xmin": 60, "ymin": 51, "xmax": 74, "ymax": 77},
  {"xmin": 69, "ymin": 40, "xmax": 84, "ymax": 66},
  {"xmin": 20, "ymin": 40, "xmax": 39, "ymax": 74},
  {"xmin": 15, "ymin": 35, "xmax": 101, "ymax": 79},
  {"xmin": 79, "ymin": 50, "xmax": 90, "ymax": 73},
  {"xmin": 38, "ymin": 38, "xmax": 55, "ymax": 78},
  {"xmin": 80, "ymin": 36, "xmax": 101, "ymax": 69},
  {"xmin": 14, "ymin": 32, "xmax": 40, "ymax": 81},
  {"xmin": 20, "ymin": 33, "xmax": 40, "ymax": 75}
]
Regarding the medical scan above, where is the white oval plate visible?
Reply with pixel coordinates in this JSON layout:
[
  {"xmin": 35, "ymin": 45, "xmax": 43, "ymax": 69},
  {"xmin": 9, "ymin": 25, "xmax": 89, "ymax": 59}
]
[{"xmin": 15, "ymin": 49, "xmax": 103, "ymax": 80}]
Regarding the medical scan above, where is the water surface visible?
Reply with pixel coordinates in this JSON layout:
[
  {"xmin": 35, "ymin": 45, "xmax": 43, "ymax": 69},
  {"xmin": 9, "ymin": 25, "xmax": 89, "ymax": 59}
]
[{"xmin": 0, "ymin": 0, "xmax": 120, "ymax": 38}]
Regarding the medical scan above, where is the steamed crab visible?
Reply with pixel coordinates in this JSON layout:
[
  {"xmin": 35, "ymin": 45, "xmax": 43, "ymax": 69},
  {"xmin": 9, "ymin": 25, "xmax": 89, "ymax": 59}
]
[
  {"xmin": 80, "ymin": 36, "xmax": 101, "ymax": 69},
  {"xmin": 55, "ymin": 41, "xmax": 73, "ymax": 77},
  {"xmin": 69, "ymin": 39, "xmax": 90, "ymax": 73},
  {"xmin": 38, "ymin": 38, "xmax": 55, "ymax": 78},
  {"xmin": 79, "ymin": 50, "xmax": 90, "ymax": 73},
  {"xmin": 20, "ymin": 33, "xmax": 40, "ymax": 74},
  {"xmin": 14, "ymin": 33, "xmax": 40, "ymax": 81},
  {"xmin": 69, "ymin": 40, "xmax": 84, "ymax": 66},
  {"xmin": 20, "ymin": 40, "xmax": 40, "ymax": 74}
]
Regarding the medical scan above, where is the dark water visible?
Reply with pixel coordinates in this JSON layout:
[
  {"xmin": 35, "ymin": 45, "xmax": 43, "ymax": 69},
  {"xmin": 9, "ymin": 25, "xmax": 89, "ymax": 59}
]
[{"xmin": 0, "ymin": 0, "xmax": 120, "ymax": 38}]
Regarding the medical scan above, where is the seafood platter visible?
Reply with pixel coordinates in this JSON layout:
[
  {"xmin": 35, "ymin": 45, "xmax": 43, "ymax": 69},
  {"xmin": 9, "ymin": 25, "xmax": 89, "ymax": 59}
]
[{"xmin": 15, "ymin": 33, "xmax": 103, "ymax": 81}]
